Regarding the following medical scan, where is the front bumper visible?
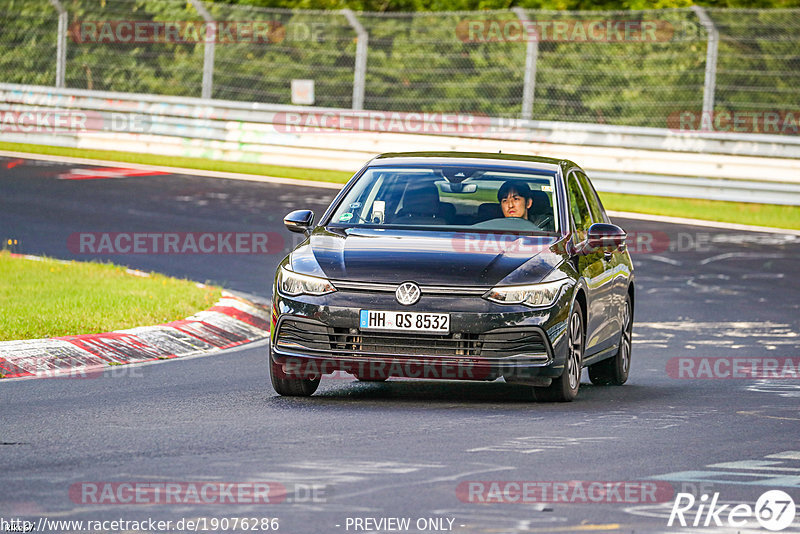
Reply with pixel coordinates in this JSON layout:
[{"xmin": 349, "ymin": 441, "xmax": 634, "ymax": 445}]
[{"xmin": 270, "ymin": 284, "xmax": 573, "ymax": 382}]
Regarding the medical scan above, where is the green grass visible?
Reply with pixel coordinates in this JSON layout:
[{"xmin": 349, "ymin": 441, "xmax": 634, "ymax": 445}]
[
  {"xmin": 0, "ymin": 251, "xmax": 221, "ymax": 341},
  {"xmin": 2, "ymin": 141, "xmax": 799, "ymax": 230},
  {"xmin": 600, "ymin": 192, "xmax": 800, "ymax": 230}
]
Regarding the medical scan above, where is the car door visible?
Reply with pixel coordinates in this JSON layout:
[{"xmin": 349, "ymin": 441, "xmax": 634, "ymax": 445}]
[
  {"xmin": 566, "ymin": 170, "xmax": 617, "ymax": 357},
  {"xmin": 575, "ymin": 171, "xmax": 631, "ymax": 337}
]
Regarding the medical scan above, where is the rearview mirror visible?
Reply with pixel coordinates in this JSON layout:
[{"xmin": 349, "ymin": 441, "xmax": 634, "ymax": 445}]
[
  {"xmin": 439, "ymin": 182, "xmax": 478, "ymax": 194},
  {"xmin": 284, "ymin": 210, "xmax": 314, "ymax": 234}
]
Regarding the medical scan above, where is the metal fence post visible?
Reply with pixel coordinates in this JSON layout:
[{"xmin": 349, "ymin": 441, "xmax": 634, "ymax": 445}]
[
  {"xmin": 512, "ymin": 7, "xmax": 537, "ymax": 120},
  {"xmin": 48, "ymin": 0, "xmax": 67, "ymax": 88},
  {"xmin": 190, "ymin": 0, "xmax": 215, "ymax": 99},
  {"xmin": 691, "ymin": 6, "xmax": 718, "ymax": 123},
  {"xmin": 342, "ymin": 9, "xmax": 367, "ymax": 111}
]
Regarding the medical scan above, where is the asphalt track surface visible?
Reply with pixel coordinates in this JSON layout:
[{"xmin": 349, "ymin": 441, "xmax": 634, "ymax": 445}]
[{"xmin": 1, "ymin": 157, "xmax": 799, "ymax": 534}]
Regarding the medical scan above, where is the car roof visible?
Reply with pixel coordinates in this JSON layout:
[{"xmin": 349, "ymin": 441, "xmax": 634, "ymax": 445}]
[{"xmin": 369, "ymin": 151, "xmax": 576, "ymax": 173}]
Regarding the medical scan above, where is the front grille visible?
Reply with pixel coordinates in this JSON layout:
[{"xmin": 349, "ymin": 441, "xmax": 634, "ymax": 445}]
[
  {"xmin": 330, "ymin": 329, "xmax": 482, "ymax": 357},
  {"xmin": 275, "ymin": 317, "xmax": 549, "ymax": 361}
]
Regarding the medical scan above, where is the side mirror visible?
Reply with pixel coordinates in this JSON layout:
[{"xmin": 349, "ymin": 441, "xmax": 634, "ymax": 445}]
[
  {"xmin": 284, "ymin": 210, "xmax": 314, "ymax": 235},
  {"xmin": 585, "ymin": 223, "xmax": 627, "ymax": 252}
]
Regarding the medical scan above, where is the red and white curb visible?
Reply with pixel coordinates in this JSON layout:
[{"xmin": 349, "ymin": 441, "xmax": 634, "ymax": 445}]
[
  {"xmin": 0, "ymin": 292, "xmax": 269, "ymax": 379},
  {"xmin": 57, "ymin": 167, "xmax": 168, "ymax": 180}
]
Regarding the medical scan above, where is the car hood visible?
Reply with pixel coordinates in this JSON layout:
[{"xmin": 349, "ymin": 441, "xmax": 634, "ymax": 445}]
[{"xmin": 291, "ymin": 227, "xmax": 565, "ymax": 287}]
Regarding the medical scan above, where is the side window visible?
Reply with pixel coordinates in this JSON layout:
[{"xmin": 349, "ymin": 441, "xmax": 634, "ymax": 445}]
[
  {"xmin": 566, "ymin": 173, "xmax": 592, "ymax": 242},
  {"xmin": 575, "ymin": 171, "xmax": 606, "ymax": 224}
]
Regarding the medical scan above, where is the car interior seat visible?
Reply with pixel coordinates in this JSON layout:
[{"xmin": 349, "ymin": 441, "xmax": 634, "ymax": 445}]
[
  {"xmin": 528, "ymin": 191, "xmax": 555, "ymax": 231},
  {"xmin": 393, "ymin": 182, "xmax": 449, "ymax": 225}
]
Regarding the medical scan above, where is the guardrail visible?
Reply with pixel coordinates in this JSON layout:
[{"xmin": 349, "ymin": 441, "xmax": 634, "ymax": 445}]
[{"xmin": 2, "ymin": 83, "xmax": 799, "ymax": 205}]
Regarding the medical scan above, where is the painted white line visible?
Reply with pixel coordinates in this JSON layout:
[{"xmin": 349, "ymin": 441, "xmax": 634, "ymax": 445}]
[
  {"xmin": 636, "ymin": 321, "xmax": 790, "ymax": 329},
  {"xmin": 643, "ymin": 255, "xmax": 682, "ymax": 266},
  {"xmin": 0, "ymin": 150, "xmax": 345, "ymax": 190},
  {"xmin": 699, "ymin": 252, "xmax": 786, "ymax": 265},
  {"xmin": 767, "ymin": 451, "xmax": 800, "ymax": 460},
  {"xmin": 333, "ymin": 464, "xmax": 517, "ymax": 501},
  {"xmin": 707, "ymin": 460, "xmax": 800, "ymax": 473},
  {"xmin": 9, "ymin": 254, "xmax": 71, "ymax": 265},
  {"xmin": 608, "ymin": 210, "xmax": 800, "ymax": 236}
]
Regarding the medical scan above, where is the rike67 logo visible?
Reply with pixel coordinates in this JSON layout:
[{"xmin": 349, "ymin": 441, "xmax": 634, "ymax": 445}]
[{"xmin": 668, "ymin": 490, "xmax": 796, "ymax": 531}]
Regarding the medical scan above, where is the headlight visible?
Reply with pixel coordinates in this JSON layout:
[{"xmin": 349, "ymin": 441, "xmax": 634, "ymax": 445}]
[
  {"xmin": 484, "ymin": 279, "xmax": 567, "ymax": 308},
  {"xmin": 278, "ymin": 266, "xmax": 336, "ymax": 296}
]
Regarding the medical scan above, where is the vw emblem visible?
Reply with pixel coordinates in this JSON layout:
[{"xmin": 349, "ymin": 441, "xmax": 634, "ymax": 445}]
[{"xmin": 395, "ymin": 282, "xmax": 421, "ymax": 306}]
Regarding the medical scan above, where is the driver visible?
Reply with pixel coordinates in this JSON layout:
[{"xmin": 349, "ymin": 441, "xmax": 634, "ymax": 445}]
[{"xmin": 497, "ymin": 181, "xmax": 533, "ymax": 219}]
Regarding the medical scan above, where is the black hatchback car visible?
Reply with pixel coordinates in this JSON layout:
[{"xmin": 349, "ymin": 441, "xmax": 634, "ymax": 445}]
[{"xmin": 270, "ymin": 152, "xmax": 634, "ymax": 401}]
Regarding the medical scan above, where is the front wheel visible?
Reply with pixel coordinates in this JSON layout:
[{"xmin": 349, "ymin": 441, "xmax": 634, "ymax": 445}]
[
  {"xmin": 269, "ymin": 348, "xmax": 320, "ymax": 396},
  {"xmin": 588, "ymin": 294, "xmax": 632, "ymax": 386},
  {"xmin": 535, "ymin": 305, "xmax": 583, "ymax": 402}
]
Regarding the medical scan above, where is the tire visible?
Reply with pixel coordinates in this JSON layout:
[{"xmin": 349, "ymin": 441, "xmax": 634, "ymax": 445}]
[
  {"xmin": 535, "ymin": 305, "xmax": 583, "ymax": 402},
  {"xmin": 269, "ymin": 348, "xmax": 321, "ymax": 397},
  {"xmin": 588, "ymin": 294, "xmax": 632, "ymax": 386}
]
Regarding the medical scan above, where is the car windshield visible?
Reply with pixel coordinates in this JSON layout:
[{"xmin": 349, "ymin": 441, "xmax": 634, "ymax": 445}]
[{"xmin": 328, "ymin": 165, "xmax": 559, "ymax": 234}]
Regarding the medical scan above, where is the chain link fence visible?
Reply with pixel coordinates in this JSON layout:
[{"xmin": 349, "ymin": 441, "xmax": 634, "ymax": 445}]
[{"xmin": 1, "ymin": 0, "xmax": 798, "ymax": 129}]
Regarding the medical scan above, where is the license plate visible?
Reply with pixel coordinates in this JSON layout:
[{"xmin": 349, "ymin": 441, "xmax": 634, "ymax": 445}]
[{"xmin": 360, "ymin": 310, "xmax": 450, "ymax": 334}]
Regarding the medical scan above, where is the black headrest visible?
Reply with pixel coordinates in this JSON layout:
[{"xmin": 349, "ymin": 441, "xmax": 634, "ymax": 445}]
[
  {"xmin": 530, "ymin": 190, "xmax": 552, "ymax": 212},
  {"xmin": 402, "ymin": 183, "xmax": 440, "ymax": 216}
]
